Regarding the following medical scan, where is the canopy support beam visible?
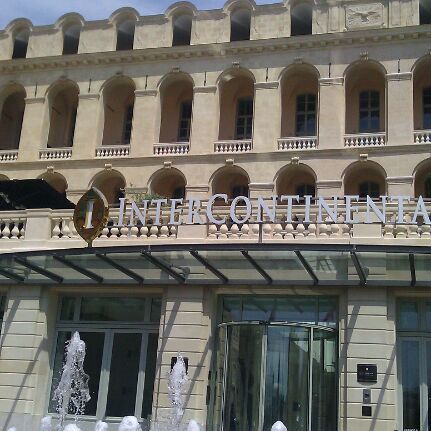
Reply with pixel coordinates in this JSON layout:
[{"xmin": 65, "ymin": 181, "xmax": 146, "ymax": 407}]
[
  {"xmin": 97, "ymin": 254, "xmax": 144, "ymax": 284},
  {"xmin": 350, "ymin": 251, "xmax": 367, "ymax": 287},
  {"xmin": 54, "ymin": 256, "xmax": 103, "ymax": 284},
  {"xmin": 14, "ymin": 257, "xmax": 63, "ymax": 283},
  {"xmin": 141, "ymin": 252, "xmax": 185, "ymax": 284},
  {"xmin": 241, "ymin": 250, "xmax": 273, "ymax": 284},
  {"xmin": 409, "ymin": 253, "xmax": 416, "ymax": 287},
  {"xmin": 190, "ymin": 250, "xmax": 228, "ymax": 284},
  {"xmin": 295, "ymin": 250, "xmax": 318, "ymax": 285}
]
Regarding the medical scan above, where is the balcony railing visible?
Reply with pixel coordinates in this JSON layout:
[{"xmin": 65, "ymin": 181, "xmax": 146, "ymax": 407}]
[
  {"xmin": 344, "ymin": 132, "xmax": 386, "ymax": 148},
  {"xmin": 414, "ymin": 130, "xmax": 431, "ymax": 144},
  {"xmin": 39, "ymin": 148, "xmax": 72, "ymax": 160},
  {"xmin": 95, "ymin": 145, "xmax": 130, "ymax": 158},
  {"xmin": 214, "ymin": 139, "xmax": 253, "ymax": 153},
  {"xmin": 154, "ymin": 142, "xmax": 190, "ymax": 156},
  {"xmin": 0, "ymin": 149, "xmax": 18, "ymax": 162},
  {"xmin": 278, "ymin": 137, "xmax": 317, "ymax": 151}
]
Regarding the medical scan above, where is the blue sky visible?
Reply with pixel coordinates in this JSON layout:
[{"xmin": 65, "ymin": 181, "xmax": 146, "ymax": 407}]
[{"xmin": 1, "ymin": 0, "xmax": 278, "ymax": 29}]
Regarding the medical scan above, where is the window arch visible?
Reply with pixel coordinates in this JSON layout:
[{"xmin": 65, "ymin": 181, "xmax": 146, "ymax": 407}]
[
  {"xmin": 276, "ymin": 164, "xmax": 316, "ymax": 202},
  {"xmin": 116, "ymin": 19, "xmax": 135, "ymax": 51},
  {"xmin": 423, "ymin": 87, "xmax": 431, "ymax": 130},
  {"xmin": 420, "ymin": 0, "xmax": 431, "ymax": 25},
  {"xmin": 91, "ymin": 170, "xmax": 126, "ymax": 205},
  {"xmin": 291, "ymin": 2, "xmax": 312, "ymax": 36},
  {"xmin": 359, "ymin": 90, "xmax": 380, "ymax": 133},
  {"xmin": 12, "ymin": 28, "xmax": 30, "ymax": 59},
  {"xmin": 0, "ymin": 87, "xmax": 26, "ymax": 150},
  {"xmin": 63, "ymin": 23, "xmax": 81, "ymax": 55},
  {"xmin": 230, "ymin": 8, "xmax": 251, "ymax": 42},
  {"xmin": 344, "ymin": 162, "xmax": 386, "ymax": 200},
  {"xmin": 150, "ymin": 169, "xmax": 187, "ymax": 199},
  {"xmin": 39, "ymin": 172, "xmax": 68, "ymax": 196},
  {"xmin": 212, "ymin": 166, "xmax": 249, "ymax": 203},
  {"xmin": 172, "ymin": 14, "xmax": 193, "ymax": 46}
]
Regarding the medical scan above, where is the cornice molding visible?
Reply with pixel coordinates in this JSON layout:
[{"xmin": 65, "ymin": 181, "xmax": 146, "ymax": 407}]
[
  {"xmin": 386, "ymin": 175, "xmax": 414, "ymax": 184},
  {"xmin": 24, "ymin": 96, "xmax": 45, "ymax": 104},
  {"xmin": 316, "ymin": 180, "xmax": 343, "ymax": 189},
  {"xmin": 255, "ymin": 81, "xmax": 279, "ymax": 89},
  {"xmin": 0, "ymin": 25, "xmax": 430, "ymax": 75},
  {"xmin": 135, "ymin": 89, "xmax": 158, "ymax": 97},
  {"xmin": 319, "ymin": 77, "xmax": 344, "ymax": 86},
  {"xmin": 386, "ymin": 72, "xmax": 413, "ymax": 81},
  {"xmin": 78, "ymin": 93, "xmax": 100, "ymax": 100},
  {"xmin": 194, "ymin": 85, "xmax": 217, "ymax": 94},
  {"xmin": 249, "ymin": 182, "xmax": 275, "ymax": 191}
]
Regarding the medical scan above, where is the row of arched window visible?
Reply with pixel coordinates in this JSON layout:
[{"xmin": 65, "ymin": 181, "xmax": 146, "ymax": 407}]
[
  {"xmin": 8, "ymin": 0, "xmax": 431, "ymax": 60},
  {"xmin": 8, "ymin": 159, "xmax": 431, "ymax": 206},
  {"xmin": 1, "ymin": 58, "xmax": 431, "ymax": 152}
]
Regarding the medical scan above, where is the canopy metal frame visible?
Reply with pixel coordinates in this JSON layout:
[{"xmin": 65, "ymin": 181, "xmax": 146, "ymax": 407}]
[{"xmin": 0, "ymin": 243, "xmax": 430, "ymax": 287}]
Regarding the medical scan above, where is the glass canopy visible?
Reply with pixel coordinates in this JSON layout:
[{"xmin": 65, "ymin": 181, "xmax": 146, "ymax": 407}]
[{"xmin": 0, "ymin": 244, "xmax": 429, "ymax": 287}]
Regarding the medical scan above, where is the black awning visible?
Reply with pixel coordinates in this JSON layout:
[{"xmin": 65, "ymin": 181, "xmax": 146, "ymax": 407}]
[
  {"xmin": 0, "ymin": 179, "xmax": 75, "ymax": 210},
  {"xmin": 0, "ymin": 243, "xmax": 430, "ymax": 287}
]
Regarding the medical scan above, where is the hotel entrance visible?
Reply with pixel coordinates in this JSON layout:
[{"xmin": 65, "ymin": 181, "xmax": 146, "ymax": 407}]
[{"xmin": 210, "ymin": 297, "xmax": 338, "ymax": 431}]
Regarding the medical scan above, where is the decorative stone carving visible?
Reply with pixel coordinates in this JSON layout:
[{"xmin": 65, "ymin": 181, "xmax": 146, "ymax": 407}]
[{"xmin": 346, "ymin": 3, "xmax": 384, "ymax": 29}]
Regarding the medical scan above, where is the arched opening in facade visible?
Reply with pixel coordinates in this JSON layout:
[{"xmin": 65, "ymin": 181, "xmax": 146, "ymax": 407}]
[
  {"xmin": 172, "ymin": 14, "xmax": 193, "ymax": 46},
  {"xmin": 413, "ymin": 57, "xmax": 431, "ymax": 131},
  {"xmin": 116, "ymin": 19, "xmax": 135, "ymax": 51},
  {"xmin": 230, "ymin": 8, "xmax": 251, "ymax": 42},
  {"xmin": 218, "ymin": 70, "xmax": 255, "ymax": 141},
  {"xmin": 276, "ymin": 164, "xmax": 316, "ymax": 202},
  {"xmin": 345, "ymin": 62, "xmax": 386, "ymax": 135},
  {"xmin": 159, "ymin": 74, "xmax": 194, "ymax": 143},
  {"xmin": 281, "ymin": 65, "xmax": 319, "ymax": 137},
  {"xmin": 91, "ymin": 170, "xmax": 125, "ymax": 205},
  {"xmin": 290, "ymin": 1, "xmax": 313, "ymax": 36},
  {"xmin": 39, "ymin": 172, "xmax": 68, "ymax": 196},
  {"xmin": 0, "ymin": 175, "xmax": 9, "ymax": 182},
  {"xmin": 62, "ymin": 23, "xmax": 81, "ymax": 55},
  {"xmin": 0, "ymin": 86, "xmax": 26, "ymax": 150},
  {"xmin": 12, "ymin": 27, "xmax": 30, "ymax": 59},
  {"xmin": 102, "ymin": 78, "xmax": 135, "ymax": 146},
  {"xmin": 414, "ymin": 160, "xmax": 431, "ymax": 198},
  {"xmin": 212, "ymin": 166, "xmax": 249, "ymax": 204},
  {"xmin": 420, "ymin": 0, "xmax": 431, "ymax": 25},
  {"xmin": 47, "ymin": 81, "xmax": 79, "ymax": 148},
  {"xmin": 150, "ymin": 169, "xmax": 186, "ymax": 199},
  {"xmin": 344, "ymin": 162, "xmax": 386, "ymax": 199}
]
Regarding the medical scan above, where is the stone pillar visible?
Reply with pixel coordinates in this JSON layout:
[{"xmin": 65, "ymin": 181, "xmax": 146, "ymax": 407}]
[
  {"xmin": 18, "ymin": 97, "xmax": 45, "ymax": 162},
  {"xmin": 153, "ymin": 286, "xmax": 213, "ymax": 426},
  {"xmin": 190, "ymin": 86, "xmax": 218, "ymax": 155},
  {"xmin": 318, "ymin": 78, "xmax": 344, "ymax": 150},
  {"xmin": 387, "ymin": 176, "xmax": 414, "ymax": 196},
  {"xmin": 131, "ymin": 90, "xmax": 159, "ymax": 158},
  {"xmin": 316, "ymin": 180, "xmax": 343, "ymax": 198},
  {"xmin": 72, "ymin": 93, "xmax": 101, "ymax": 160},
  {"xmin": 252, "ymin": 82, "xmax": 280, "ymax": 153},
  {"xmin": 386, "ymin": 72, "xmax": 414, "ymax": 146},
  {"xmin": 249, "ymin": 183, "xmax": 274, "ymax": 199}
]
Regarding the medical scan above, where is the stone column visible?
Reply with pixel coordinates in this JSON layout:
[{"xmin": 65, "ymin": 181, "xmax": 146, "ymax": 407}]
[
  {"xmin": 72, "ymin": 93, "xmax": 101, "ymax": 160},
  {"xmin": 249, "ymin": 183, "xmax": 274, "ymax": 199},
  {"xmin": 252, "ymin": 82, "xmax": 280, "ymax": 153},
  {"xmin": 190, "ymin": 86, "xmax": 218, "ymax": 155},
  {"xmin": 318, "ymin": 77, "xmax": 345, "ymax": 150},
  {"xmin": 131, "ymin": 90, "xmax": 159, "ymax": 158},
  {"xmin": 18, "ymin": 97, "xmax": 45, "ymax": 162},
  {"xmin": 386, "ymin": 72, "xmax": 414, "ymax": 146},
  {"xmin": 316, "ymin": 180, "xmax": 343, "ymax": 198},
  {"xmin": 387, "ymin": 176, "xmax": 414, "ymax": 196}
]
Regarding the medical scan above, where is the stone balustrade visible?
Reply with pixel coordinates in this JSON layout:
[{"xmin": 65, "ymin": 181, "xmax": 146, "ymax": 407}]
[
  {"xmin": 0, "ymin": 150, "xmax": 18, "ymax": 162},
  {"xmin": 154, "ymin": 143, "xmax": 190, "ymax": 156},
  {"xmin": 344, "ymin": 132, "xmax": 386, "ymax": 147},
  {"xmin": 278, "ymin": 137, "xmax": 317, "ymax": 151},
  {"xmin": 95, "ymin": 145, "xmax": 130, "ymax": 158},
  {"xmin": 214, "ymin": 140, "xmax": 253, "ymax": 153},
  {"xmin": 0, "ymin": 217, "xmax": 25, "ymax": 240},
  {"xmin": 414, "ymin": 130, "xmax": 431, "ymax": 144},
  {"xmin": 39, "ymin": 148, "xmax": 73, "ymax": 160}
]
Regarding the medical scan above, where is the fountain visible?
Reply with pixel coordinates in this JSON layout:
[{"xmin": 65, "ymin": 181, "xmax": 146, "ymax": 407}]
[
  {"xmin": 95, "ymin": 421, "xmax": 108, "ymax": 431},
  {"xmin": 167, "ymin": 355, "xmax": 189, "ymax": 431},
  {"xmin": 52, "ymin": 332, "xmax": 90, "ymax": 431},
  {"xmin": 40, "ymin": 416, "xmax": 53, "ymax": 431},
  {"xmin": 271, "ymin": 421, "xmax": 287, "ymax": 431},
  {"xmin": 118, "ymin": 416, "xmax": 142, "ymax": 431}
]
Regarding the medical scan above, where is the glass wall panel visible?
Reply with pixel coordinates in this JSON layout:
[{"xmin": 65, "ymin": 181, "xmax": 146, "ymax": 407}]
[
  {"xmin": 398, "ymin": 302, "xmax": 419, "ymax": 330},
  {"xmin": 142, "ymin": 333, "xmax": 158, "ymax": 419},
  {"xmin": 80, "ymin": 297, "xmax": 147, "ymax": 322}
]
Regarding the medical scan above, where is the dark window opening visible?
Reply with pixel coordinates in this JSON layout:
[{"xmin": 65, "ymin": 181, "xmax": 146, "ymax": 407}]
[
  {"xmin": 235, "ymin": 97, "xmax": 253, "ymax": 140},
  {"xmin": 230, "ymin": 9, "xmax": 251, "ymax": 42},
  {"xmin": 172, "ymin": 15, "xmax": 192, "ymax": 46},
  {"xmin": 296, "ymin": 183, "xmax": 315, "ymax": 198},
  {"xmin": 291, "ymin": 3, "xmax": 313, "ymax": 36},
  {"xmin": 359, "ymin": 90, "xmax": 380, "ymax": 133},
  {"xmin": 296, "ymin": 93, "xmax": 316, "ymax": 136},
  {"xmin": 425, "ymin": 176, "xmax": 431, "ymax": 199},
  {"xmin": 116, "ymin": 21, "xmax": 135, "ymax": 51},
  {"xmin": 172, "ymin": 186, "xmax": 186, "ymax": 200},
  {"xmin": 68, "ymin": 108, "xmax": 77, "ymax": 147},
  {"xmin": 420, "ymin": 0, "xmax": 431, "ymax": 25},
  {"xmin": 12, "ymin": 29, "xmax": 29, "ymax": 59},
  {"xmin": 232, "ymin": 185, "xmax": 249, "ymax": 199},
  {"xmin": 178, "ymin": 100, "xmax": 192, "ymax": 142},
  {"xmin": 123, "ymin": 105, "xmax": 134, "ymax": 144},
  {"xmin": 359, "ymin": 181, "xmax": 380, "ymax": 199},
  {"xmin": 63, "ymin": 25, "xmax": 81, "ymax": 55},
  {"xmin": 423, "ymin": 87, "xmax": 431, "ymax": 130}
]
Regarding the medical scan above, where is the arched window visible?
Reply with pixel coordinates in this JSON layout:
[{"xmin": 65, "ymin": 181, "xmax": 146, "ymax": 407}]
[
  {"xmin": 92, "ymin": 171, "xmax": 126, "ymax": 205},
  {"xmin": 116, "ymin": 20, "xmax": 135, "ymax": 51},
  {"xmin": 12, "ymin": 28, "xmax": 30, "ymax": 59},
  {"xmin": 230, "ymin": 8, "xmax": 251, "ymax": 42},
  {"xmin": 235, "ymin": 97, "xmax": 253, "ymax": 139},
  {"xmin": 212, "ymin": 166, "xmax": 249, "ymax": 203},
  {"xmin": 425, "ymin": 175, "xmax": 431, "ymax": 199},
  {"xmin": 359, "ymin": 90, "xmax": 380, "ymax": 133},
  {"xmin": 172, "ymin": 14, "xmax": 192, "ymax": 46},
  {"xmin": 296, "ymin": 94, "xmax": 316, "ymax": 136},
  {"xmin": 123, "ymin": 104, "xmax": 134, "ymax": 145},
  {"xmin": 0, "ymin": 89, "xmax": 26, "ymax": 150},
  {"xmin": 63, "ymin": 24, "xmax": 81, "ymax": 55},
  {"xmin": 178, "ymin": 101, "xmax": 192, "ymax": 142},
  {"xmin": 296, "ymin": 183, "xmax": 315, "ymax": 198},
  {"xmin": 291, "ymin": 2, "xmax": 312, "ymax": 36},
  {"xmin": 423, "ymin": 87, "xmax": 431, "ymax": 130},
  {"xmin": 359, "ymin": 181, "xmax": 380, "ymax": 199},
  {"xmin": 420, "ymin": 0, "xmax": 431, "ymax": 25},
  {"xmin": 151, "ymin": 169, "xmax": 186, "ymax": 200}
]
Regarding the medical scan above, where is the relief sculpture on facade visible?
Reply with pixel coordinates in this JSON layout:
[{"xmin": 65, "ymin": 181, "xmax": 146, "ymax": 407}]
[{"xmin": 346, "ymin": 3, "xmax": 384, "ymax": 29}]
